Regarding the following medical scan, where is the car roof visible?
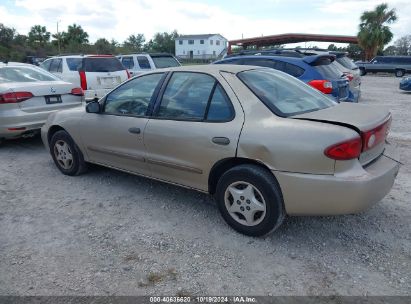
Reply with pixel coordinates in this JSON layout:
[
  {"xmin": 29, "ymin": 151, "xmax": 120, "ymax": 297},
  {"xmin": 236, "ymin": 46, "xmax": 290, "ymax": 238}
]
[
  {"xmin": 154, "ymin": 64, "xmax": 264, "ymax": 74},
  {"xmin": 46, "ymin": 55, "xmax": 116, "ymax": 59},
  {"xmin": 216, "ymin": 55, "xmax": 307, "ymax": 65}
]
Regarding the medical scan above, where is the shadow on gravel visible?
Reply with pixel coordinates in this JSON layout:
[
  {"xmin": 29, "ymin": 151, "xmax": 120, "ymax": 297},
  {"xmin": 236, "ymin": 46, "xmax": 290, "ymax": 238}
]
[{"xmin": 0, "ymin": 134, "xmax": 43, "ymax": 149}]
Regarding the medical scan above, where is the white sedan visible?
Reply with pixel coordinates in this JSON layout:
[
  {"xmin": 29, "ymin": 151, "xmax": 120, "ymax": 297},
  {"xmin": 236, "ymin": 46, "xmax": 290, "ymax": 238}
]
[{"xmin": 0, "ymin": 62, "xmax": 84, "ymax": 144}]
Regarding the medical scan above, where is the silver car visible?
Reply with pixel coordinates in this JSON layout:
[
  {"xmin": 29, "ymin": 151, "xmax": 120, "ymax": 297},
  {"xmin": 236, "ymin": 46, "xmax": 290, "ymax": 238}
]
[
  {"xmin": 0, "ymin": 63, "xmax": 83, "ymax": 143},
  {"xmin": 41, "ymin": 65, "xmax": 400, "ymax": 236}
]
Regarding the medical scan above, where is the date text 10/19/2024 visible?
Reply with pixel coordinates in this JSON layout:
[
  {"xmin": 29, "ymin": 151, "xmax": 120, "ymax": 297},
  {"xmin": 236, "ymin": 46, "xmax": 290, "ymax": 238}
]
[{"xmin": 149, "ymin": 296, "xmax": 257, "ymax": 303}]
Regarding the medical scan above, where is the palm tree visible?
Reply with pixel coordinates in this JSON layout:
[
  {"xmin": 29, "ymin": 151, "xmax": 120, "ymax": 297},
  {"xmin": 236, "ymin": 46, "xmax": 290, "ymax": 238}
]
[{"xmin": 358, "ymin": 3, "xmax": 397, "ymax": 61}]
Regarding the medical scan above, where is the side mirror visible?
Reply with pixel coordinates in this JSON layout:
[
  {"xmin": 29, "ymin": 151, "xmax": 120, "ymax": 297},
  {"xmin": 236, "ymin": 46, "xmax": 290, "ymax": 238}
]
[{"xmin": 86, "ymin": 101, "xmax": 101, "ymax": 113}]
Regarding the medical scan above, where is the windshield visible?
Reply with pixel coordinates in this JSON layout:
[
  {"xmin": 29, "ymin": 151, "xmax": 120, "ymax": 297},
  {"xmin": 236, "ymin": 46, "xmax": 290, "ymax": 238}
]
[
  {"xmin": 83, "ymin": 57, "xmax": 125, "ymax": 72},
  {"xmin": 237, "ymin": 69, "xmax": 337, "ymax": 117},
  {"xmin": 151, "ymin": 56, "xmax": 180, "ymax": 68},
  {"xmin": 0, "ymin": 66, "xmax": 59, "ymax": 83},
  {"xmin": 336, "ymin": 56, "xmax": 358, "ymax": 70}
]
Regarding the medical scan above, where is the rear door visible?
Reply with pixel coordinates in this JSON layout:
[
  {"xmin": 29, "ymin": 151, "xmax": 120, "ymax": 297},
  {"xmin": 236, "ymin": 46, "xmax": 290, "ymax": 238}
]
[
  {"xmin": 143, "ymin": 71, "xmax": 244, "ymax": 191},
  {"xmin": 79, "ymin": 73, "xmax": 166, "ymax": 176},
  {"xmin": 82, "ymin": 56, "xmax": 128, "ymax": 90}
]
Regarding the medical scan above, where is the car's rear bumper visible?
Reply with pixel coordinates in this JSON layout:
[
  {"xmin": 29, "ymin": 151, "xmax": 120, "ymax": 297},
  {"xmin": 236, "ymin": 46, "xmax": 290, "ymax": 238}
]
[
  {"xmin": 273, "ymin": 144, "xmax": 400, "ymax": 215},
  {"xmin": 0, "ymin": 105, "xmax": 82, "ymax": 139}
]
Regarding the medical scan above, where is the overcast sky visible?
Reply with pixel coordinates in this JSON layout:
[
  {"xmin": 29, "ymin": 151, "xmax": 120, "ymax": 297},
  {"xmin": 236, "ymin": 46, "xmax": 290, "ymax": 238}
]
[{"xmin": 1, "ymin": 0, "xmax": 410, "ymax": 46}]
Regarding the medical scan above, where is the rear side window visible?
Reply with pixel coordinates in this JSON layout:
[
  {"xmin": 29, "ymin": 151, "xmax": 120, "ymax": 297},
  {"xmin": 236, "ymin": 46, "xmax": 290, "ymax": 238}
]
[
  {"xmin": 151, "ymin": 55, "xmax": 180, "ymax": 68},
  {"xmin": 207, "ymin": 84, "xmax": 234, "ymax": 121},
  {"xmin": 336, "ymin": 56, "xmax": 357, "ymax": 70},
  {"xmin": 314, "ymin": 61, "xmax": 343, "ymax": 79},
  {"xmin": 83, "ymin": 57, "xmax": 125, "ymax": 72},
  {"xmin": 40, "ymin": 59, "xmax": 52, "ymax": 71},
  {"xmin": 157, "ymin": 72, "xmax": 214, "ymax": 120},
  {"xmin": 104, "ymin": 73, "xmax": 164, "ymax": 116},
  {"xmin": 156, "ymin": 72, "xmax": 233, "ymax": 122},
  {"xmin": 66, "ymin": 58, "xmax": 82, "ymax": 71},
  {"xmin": 238, "ymin": 69, "xmax": 336, "ymax": 117},
  {"xmin": 284, "ymin": 63, "xmax": 304, "ymax": 77},
  {"xmin": 137, "ymin": 56, "xmax": 151, "ymax": 69},
  {"xmin": 121, "ymin": 57, "xmax": 134, "ymax": 69},
  {"xmin": 49, "ymin": 59, "xmax": 62, "ymax": 73},
  {"xmin": 0, "ymin": 67, "xmax": 59, "ymax": 82},
  {"xmin": 241, "ymin": 58, "xmax": 275, "ymax": 68}
]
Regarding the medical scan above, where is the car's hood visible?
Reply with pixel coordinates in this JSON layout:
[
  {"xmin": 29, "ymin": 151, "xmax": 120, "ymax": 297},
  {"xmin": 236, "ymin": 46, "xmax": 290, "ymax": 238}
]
[{"xmin": 293, "ymin": 103, "xmax": 390, "ymax": 132}]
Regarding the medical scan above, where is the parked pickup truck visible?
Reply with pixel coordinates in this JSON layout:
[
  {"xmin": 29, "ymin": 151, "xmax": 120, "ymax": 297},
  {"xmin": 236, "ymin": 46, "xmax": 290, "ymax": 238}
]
[{"xmin": 356, "ymin": 56, "xmax": 411, "ymax": 77}]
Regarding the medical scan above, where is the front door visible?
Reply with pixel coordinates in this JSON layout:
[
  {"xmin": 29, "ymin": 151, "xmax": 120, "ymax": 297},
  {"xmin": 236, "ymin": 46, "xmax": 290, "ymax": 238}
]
[
  {"xmin": 80, "ymin": 73, "xmax": 165, "ymax": 176},
  {"xmin": 143, "ymin": 71, "xmax": 244, "ymax": 191}
]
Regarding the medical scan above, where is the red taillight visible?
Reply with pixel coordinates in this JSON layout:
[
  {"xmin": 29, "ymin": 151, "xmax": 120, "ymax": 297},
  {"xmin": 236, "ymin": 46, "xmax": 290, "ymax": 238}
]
[
  {"xmin": 126, "ymin": 69, "xmax": 131, "ymax": 79},
  {"xmin": 70, "ymin": 87, "xmax": 84, "ymax": 96},
  {"xmin": 308, "ymin": 80, "xmax": 333, "ymax": 94},
  {"xmin": 361, "ymin": 118, "xmax": 391, "ymax": 152},
  {"xmin": 343, "ymin": 72, "xmax": 354, "ymax": 81},
  {"xmin": 0, "ymin": 91, "xmax": 34, "ymax": 104},
  {"xmin": 324, "ymin": 137, "xmax": 362, "ymax": 160},
  {"xmin": 79, "ymin": 71, "xmax": 87, "ymax": 90}
]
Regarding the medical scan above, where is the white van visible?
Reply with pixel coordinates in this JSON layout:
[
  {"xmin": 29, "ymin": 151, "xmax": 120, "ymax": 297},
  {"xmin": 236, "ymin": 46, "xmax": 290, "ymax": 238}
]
[
  {"xmin": 117, "ymin": 53, "xmax": 181, "ymax": 76},
  {"xmin": 40, "ymin": 55, "xmax": 130, "ymax": 101}
]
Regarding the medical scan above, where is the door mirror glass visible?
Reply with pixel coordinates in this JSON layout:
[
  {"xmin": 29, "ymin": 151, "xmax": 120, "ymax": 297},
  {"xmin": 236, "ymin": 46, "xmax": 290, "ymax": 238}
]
[{"xmin": 86, "ymin": 101, "xmax": 101, "ymax": 113}]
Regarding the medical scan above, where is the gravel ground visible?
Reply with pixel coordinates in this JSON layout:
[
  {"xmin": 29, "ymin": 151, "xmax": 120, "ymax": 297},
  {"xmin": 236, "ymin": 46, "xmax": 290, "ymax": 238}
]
[{"xmin": 0, "ymin": 75, "xmax": 410, "ymax": 296}]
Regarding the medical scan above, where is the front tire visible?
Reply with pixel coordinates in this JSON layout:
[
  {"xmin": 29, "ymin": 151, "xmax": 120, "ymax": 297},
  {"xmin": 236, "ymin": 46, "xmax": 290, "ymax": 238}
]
[
  {"xmin": 215, "ymin": 164, "xmax": 285, "ymax": 236},
  {"xmin": 50, "ymin": 130, "xmax": 87, "ymax": 176}
]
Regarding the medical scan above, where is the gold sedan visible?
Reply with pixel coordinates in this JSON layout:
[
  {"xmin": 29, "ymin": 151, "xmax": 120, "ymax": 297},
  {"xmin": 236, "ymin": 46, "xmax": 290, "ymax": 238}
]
[{"xmin": 41, "ymin": 65, "xmax": 400, "ymax": 236}]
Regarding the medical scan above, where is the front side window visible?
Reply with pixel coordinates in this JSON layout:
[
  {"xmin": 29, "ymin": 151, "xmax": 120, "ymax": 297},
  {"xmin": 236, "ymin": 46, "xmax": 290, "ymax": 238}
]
[
  {"xmin": 238, "ymin": 69, "xmax": 337, "ymax": 117},
  {"xmin": 40, "ymin": 59, "xmax": 52, "ymax": 71},
  {"xmin": 156, "ymin": 72, "xmax": 233, "ymax": 122},
  {"xmin": 137, "ymin": 56, "xmax": 151, "ymax": 69},
  {"xmin": 121, "ymin": 57, "xmax": 135, "ymax": 69},
  {"xmin": 104, "ymin": 73, "xmax": 164, "ymax": 116}
]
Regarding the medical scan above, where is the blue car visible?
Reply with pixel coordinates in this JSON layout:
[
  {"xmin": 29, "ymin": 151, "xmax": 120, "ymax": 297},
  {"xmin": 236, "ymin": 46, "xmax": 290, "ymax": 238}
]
[
  {"xmin": 400, "ymin": 77, "xmax": 411, "ymax": 91},
  {"xmin": 215, "ymin": 53, "xmax": 350, "ymax": 102}
]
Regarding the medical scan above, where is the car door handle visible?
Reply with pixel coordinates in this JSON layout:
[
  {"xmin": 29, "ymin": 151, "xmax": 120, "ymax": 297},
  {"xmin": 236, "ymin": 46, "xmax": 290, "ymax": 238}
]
[
  {"xmin": 128, "ymin": 127, "xmax": 141, "ymax": 134},
  {"xmin": 212, "ymin": 137, "xmax": 230, "ymax": 145}
]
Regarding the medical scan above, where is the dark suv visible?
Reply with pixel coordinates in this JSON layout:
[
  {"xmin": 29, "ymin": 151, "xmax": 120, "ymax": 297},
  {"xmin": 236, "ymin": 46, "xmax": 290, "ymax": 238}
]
[
  {"xmin": 356, "ymin": 56, "xmax": 411, "ymax": 77},
  {"xmin": 215, "ymin": 51, "xmax": 350, "ymax": 102}
]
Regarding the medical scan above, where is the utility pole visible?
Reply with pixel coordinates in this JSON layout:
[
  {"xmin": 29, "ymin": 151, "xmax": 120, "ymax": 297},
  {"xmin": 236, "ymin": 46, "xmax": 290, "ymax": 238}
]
[{"xmin": 57, "ymin": 20, "xmax": 61, "ymax": 54}]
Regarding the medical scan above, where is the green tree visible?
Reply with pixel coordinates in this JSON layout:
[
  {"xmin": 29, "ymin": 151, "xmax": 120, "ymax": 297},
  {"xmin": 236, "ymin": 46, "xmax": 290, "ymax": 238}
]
[
  {"xmin": 394, "ymin": 35, "xmax": 411, "ymax": 55},
  {"xmin": 123, "ymin": 34, "xmax": 145, "ymax": 52},
  {"xmin": 146, "ymin": 30, "xmax": 178, "ymax": 54},
  {"xmin": 28, "ymin": 25, "xmax": 50, "ymax": 47},
  {"xmin": 94, "ymin": 38, "xmax": 114, "ymax": 54},
  {"xmin": 0, "ymin": 23, "xmax": 15, "ymax": 46},
  {"xmin": 357, "ymin": 3, "xmax": 397, "ymax": 61},
  {"xmin": 65, "ymin": 24, "xmax": 89, "ymax": 45}
]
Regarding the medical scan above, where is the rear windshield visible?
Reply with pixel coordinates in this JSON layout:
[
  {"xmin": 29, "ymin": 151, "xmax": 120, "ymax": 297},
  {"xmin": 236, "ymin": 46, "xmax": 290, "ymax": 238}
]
[
  {"xmin": 151, "ymin": 56, "xmax": 180, "ymax": 68},
  {"xmin": 83, "ymin": 57, "xmax": 125, "ymax": 72},
  {"xmin": 238, "ymin": 69, "xmax": 337, "ymax": 117},
  {"xmin": 0, "ymin": 66, "xmax": 59, "ymax": 83},
  {"xmin": 336, "ymin": 56, "xmax": 358, "ymax": 70},
  {"xmin": 314, "ymin": 61, "xmax": 344, "ymax": 79}
]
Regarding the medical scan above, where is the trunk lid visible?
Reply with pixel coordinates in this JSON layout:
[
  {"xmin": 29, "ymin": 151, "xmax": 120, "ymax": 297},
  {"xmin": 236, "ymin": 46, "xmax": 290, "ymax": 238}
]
[
  {"xmin": 294, "ymin": 103, "xmax": 391, "ymax": 165},
  {"xmin": 8, "ymin": 81, "xmax": 82, "ymax": 112}
]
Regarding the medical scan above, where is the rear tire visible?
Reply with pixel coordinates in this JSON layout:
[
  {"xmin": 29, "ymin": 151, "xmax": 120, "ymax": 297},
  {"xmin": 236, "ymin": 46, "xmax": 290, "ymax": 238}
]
[
  {"xmin": 50, "ymin": 130, "xmax": 87, "ymax": 176},
  {"xmin": 215, "ymin": 164, "xmax": 285, "ymax": 236},
  {"xmin": 359, "ymin": 68, "xmax": 367, "ymax": 76},
  {"xmin": 395, "ymin": 69, "xmax": 405, "ymax": 77}
]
